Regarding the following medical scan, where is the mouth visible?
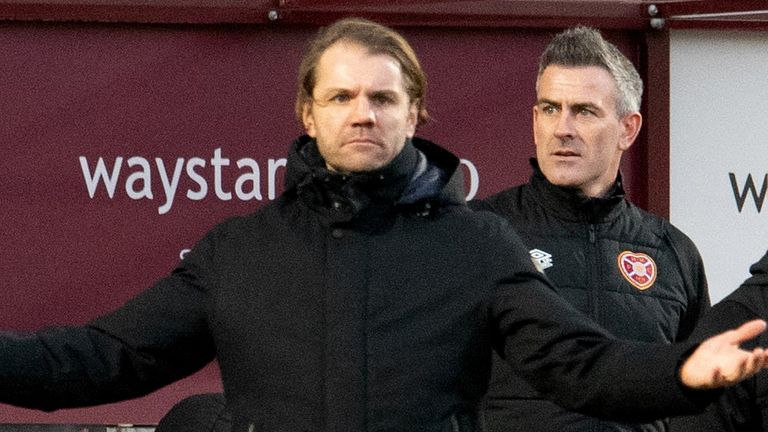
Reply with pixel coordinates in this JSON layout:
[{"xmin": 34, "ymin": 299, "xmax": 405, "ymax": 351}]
[
  {"xmin": 345, "ymin": 138, "xmax": 382, "ymax": 147},
  {"xmin": 552, "ymin": 149, "xmax": 580, "ymax": 157}
]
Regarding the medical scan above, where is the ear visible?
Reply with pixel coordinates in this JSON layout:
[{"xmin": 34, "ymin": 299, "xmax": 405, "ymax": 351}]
[
  {"xmin": 302, "ymin": 103, "xmax": 317, "ymax": 137},
  {"xmin": 405, "ymin": 102, "xmax": 418, "ymax": 138},
  {"xmin": 619, "ymin": 112, "xmax": 642, "ymax": 151},
  {"xmin": 531, "ymin": 105, "xmax": 540, "ymax": 146}
]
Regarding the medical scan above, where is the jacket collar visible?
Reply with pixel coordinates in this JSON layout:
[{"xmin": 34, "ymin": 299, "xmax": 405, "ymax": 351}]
[
  {"xmin": 283, "ymin": 135, "xmax": 465, "ymax": 221},
  {"xmin": 527, "ymin": 158, "xmax": 627, "ymax": 223}
]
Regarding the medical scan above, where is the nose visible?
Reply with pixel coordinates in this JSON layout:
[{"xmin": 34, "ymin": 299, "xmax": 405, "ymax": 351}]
[
  {"xmin": 553, "ymin": 111, "xmax": 575, "ymax": 140},
  {"xmin": 350, "ymin": 96, "xmax": 376, "ymax": 127}
]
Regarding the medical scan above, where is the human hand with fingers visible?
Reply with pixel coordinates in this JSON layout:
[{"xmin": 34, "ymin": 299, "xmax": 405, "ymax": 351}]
[{"xmin": 681, "ymin": 319, "xmax": 768, "ymax": 389}]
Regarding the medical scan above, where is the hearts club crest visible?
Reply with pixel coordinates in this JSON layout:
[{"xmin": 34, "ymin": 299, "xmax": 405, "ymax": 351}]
[{"xmin": 617, "ymin": 251, "xmax": 657, "ymax": 290}]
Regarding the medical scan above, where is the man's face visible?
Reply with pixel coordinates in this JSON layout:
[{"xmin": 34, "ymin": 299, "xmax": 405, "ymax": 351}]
[
  {"xmin": 533, "ymin": 65, "xmax": 641, "ymax": 197},
  {"xmin": 302, "ymin": 41, "xmax": 418, "ymax": 173}
]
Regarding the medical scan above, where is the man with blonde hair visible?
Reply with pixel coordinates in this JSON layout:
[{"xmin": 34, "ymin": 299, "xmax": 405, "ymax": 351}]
[{"xmin": 0, "ymin": 18, "xmax": 762, "ymax": 432}]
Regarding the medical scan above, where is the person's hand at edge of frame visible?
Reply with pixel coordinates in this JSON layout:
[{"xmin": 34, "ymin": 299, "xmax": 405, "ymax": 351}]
[{"xmin": 681, "ymin": 319, "xmax": 768, "ymax": 389}]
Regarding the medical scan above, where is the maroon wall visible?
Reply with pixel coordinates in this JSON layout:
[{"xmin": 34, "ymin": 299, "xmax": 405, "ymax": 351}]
[{"xmin": 0, "ymin": 21, "xmax": 642, "ymax": 423}]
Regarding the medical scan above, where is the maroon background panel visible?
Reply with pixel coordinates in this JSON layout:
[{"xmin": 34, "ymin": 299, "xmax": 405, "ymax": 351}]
[{"xmin": 0, "ymin": 21, "xmax": 641, "ymax": 423}]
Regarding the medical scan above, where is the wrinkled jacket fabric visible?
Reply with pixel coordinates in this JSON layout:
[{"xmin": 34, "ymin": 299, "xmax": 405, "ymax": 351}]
[
  {"xmin": 475, "ymin": 160, "xmax": 710, "ymax": 432},
  {"xmin": 671, "ymin": 251, "xmax": 768, "ymax": 432},
  {"xmin": 0, "ymin": 138, "xmax": 709, "ymax": 432}
]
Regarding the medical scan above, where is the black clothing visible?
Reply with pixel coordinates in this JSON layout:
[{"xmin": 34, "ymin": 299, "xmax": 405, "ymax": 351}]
[
  {"xmin": 156, "ymin": 393, "xmax": 231, "ymax": 432},
  {"xmin": 475, "ymin": 160, "xmax": 710, "ymax": 432},
  {"xmin": 671, "ymin": 251, "xmax": 768, "ymax": 432},
  {"xmin": 0, "ymin": 138, "xmax": 709, "ymax": 432}
]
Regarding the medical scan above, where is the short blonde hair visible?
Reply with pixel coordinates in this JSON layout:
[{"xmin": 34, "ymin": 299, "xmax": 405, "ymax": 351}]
[{"xmin": 295, "ymin": 17, "xmax": 429, "ymax": 125}]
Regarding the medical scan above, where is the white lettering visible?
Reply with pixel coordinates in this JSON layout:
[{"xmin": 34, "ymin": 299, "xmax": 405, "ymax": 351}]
[
  {"xmin": 78, "ymin": 150, "xmax": 481, "ymax": 215},
  {"xmin": 268, "ymin": 158, "xmax": 287, "ymax": 200},
  {"xmin": 235, "ymin": 158, "xmax": 263, "ymax": 201},
  {"xmin": 156, "ymin": 157, "xmax": 185, "ymax": 215},
  {"xmin": 186, "ymin": 157, "xmax": 207, "ymax": 200},
  {"xmin": 212, "ymin": 148, "xmax": 231, "ymax": 201},
  {"xmin": 126, "ymin": 157, "xmax": 153, "ymax": 200},
  {"xmin": 460, "ymin": 158, "xmax": 479, "ymax": 201},
  {"xmin": 79, "ymin": 156, "xmax": 123, "ymax": 198}
]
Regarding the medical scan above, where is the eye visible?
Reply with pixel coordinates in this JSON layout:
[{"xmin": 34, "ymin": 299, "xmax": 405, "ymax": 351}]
[
  {"xmin": 541, "ymin": 104, "xmax": 557, "ymax": 115},
  {"xmin": 371, "ymin": 93, "xmax": 396, "ymax": 106},
  {"xmin": 577, "ymin": 107, "xmax": 595, "ymax": 117},
  {"xmin": 330, "ymin": 93, "xmax": 351, "ymax": 104}
]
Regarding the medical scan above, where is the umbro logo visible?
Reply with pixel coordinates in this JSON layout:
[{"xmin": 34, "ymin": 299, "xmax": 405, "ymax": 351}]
[{"xmin": 529, "ymin": 248, "xmax": 553, "ymax": 272}]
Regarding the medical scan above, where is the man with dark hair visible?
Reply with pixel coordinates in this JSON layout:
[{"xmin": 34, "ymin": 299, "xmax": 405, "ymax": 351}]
[
  {"xmin": 671, "ymin": 250, "xmax": 768, "ymax": 432},
  {"xmin": 0, "ymin": 18, "xmax": 763, "ymax": 432},
  {"xmin": 476, "ymin": 27, "xmax": 710, "ymax": 431}
]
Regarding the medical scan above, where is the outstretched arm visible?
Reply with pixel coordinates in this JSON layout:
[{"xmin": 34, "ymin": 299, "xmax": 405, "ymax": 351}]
[
  {"xmin": 680, "ymin": 319, "xmax": 768, "ymax": 389},
  {"xmin": 488, "ymin": 220, "xmax": 768, "ymax": 421}
]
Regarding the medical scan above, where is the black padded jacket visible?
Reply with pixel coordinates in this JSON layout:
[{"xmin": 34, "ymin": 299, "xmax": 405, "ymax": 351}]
[
  {"xmin": 474, "ymin": 160, "xmax": 710, "ymax": 432},
  {"xmin": 0, "ymin": 142, "xmax": 711, "ymax": 432}
]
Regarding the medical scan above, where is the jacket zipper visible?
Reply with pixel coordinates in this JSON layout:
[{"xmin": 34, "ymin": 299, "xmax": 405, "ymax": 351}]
[{"xmin": 588, "ymin": 224, "xmax": 599, "ymax": 320}]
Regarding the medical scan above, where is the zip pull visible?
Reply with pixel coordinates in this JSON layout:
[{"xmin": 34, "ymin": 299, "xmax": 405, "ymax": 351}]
[{"xmin": 589, "ymin": 225, "xmax": 596, "ymax": 243}]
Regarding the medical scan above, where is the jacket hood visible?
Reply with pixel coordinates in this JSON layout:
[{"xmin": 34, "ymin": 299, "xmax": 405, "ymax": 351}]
[{"xmin": 283, "ymin": 135, "xmax": 466, "ymax": 213}]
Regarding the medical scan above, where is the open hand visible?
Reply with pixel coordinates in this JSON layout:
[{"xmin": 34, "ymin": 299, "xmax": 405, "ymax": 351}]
[{"xmin": 681, "ymin": 319, "xmax": 768, "ymax": 389}]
